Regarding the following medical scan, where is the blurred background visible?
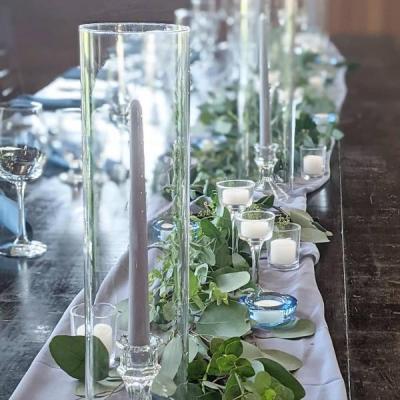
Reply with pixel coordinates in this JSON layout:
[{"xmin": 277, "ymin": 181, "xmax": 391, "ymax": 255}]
[{"xmin": 1, "ymin": 0, "xmax": 399, "ymax": 95}]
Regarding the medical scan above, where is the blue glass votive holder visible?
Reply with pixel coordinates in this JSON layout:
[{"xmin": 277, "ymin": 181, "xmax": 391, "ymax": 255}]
[{"xmin": 241, "ymin": 292, "xmax": 298, "ymax": 329}]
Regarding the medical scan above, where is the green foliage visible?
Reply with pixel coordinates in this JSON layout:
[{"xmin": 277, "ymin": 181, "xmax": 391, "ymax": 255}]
[{"xmin": 49, "ymin": 335, "xmax": 109, "ymax": 382}]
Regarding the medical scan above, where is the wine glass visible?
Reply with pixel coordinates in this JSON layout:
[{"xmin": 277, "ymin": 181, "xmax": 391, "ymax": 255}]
[
  {"xmin": 55, "ymin": 108, "xmax": 83, "ymax": 187},
  {"xmin": 0, "ymin": 100, "xmax": 48, "ymax": 258},
  {"xmin": 216, "ymin": 179, "xmax": 255, "ymax": 254},
  {"xmin": 236, "ymin": 210, "xmax": 275, "ymax": 289}
]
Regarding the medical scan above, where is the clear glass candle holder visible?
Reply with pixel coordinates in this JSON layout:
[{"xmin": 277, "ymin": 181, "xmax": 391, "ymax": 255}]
[
  {"xmin": 241, "ymin": 291, "xmax": 297, "ymax": 329},
  {"xmin": 70, "ymin": 303, "xmax": 118, "ymax": 366},
  {"xmin": 269, "ymin": 223, "xmax": 301, "ymax": 271},
  {"xmin": 236, "ymin": 210, "xmax": 275, "ymax": 288},
  {"xmin": 216, "ymin": 180, "xmax": 255, "ymax": 254},
  {"xmin": 300, "ymin": 145, "xmax": 327, "ymax": 180}
]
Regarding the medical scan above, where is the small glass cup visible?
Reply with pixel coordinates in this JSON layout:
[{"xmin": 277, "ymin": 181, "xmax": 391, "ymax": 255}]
[
  {"xmin": 269, "ymin": 223, "xmax": 301, "ymax": 271},
  {"xmin": 70, "ymin": 303, "xmax": 118, "ymax": 366},
  {"xmin": 241, "ymin": 291, "xmax": 297, "ymax": 329},
  {"xmin": 216, "ymin": 180, "xmax": 255, "ymax": 254},
  {"xmin": 236, "ymin": 210, "xmax": 275, "ymax": 288},
  {"xmin": 300, "ymin": 145, "xmax": 327, "ymax": 180}
]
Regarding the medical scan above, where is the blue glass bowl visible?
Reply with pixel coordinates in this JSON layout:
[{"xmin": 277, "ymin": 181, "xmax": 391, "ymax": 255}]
[{"xmin": 241, "ymin": 292, "xmax": 298, "ymax": 330}]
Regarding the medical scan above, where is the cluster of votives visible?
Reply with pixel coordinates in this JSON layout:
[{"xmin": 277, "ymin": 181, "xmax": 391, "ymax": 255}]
[{"xmin": 216, "ymin": 179, "xmax": 300, "ymax": 329}]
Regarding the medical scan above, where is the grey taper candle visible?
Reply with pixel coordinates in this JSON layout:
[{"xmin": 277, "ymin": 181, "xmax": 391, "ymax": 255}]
[
  {"xmin": 259, "ymin": 13, "xmax": 272, "ymax": 147},
  {"xmin": 128, "ymin": 100, "xmax": 150, "ymax": 346}
]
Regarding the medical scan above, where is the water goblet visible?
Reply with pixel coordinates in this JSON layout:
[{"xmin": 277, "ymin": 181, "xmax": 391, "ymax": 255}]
[
  {"xmin": 216, "ymin": 179, "xmax": 255, "ymax": 254},
  {"xmin": 0, "ymin": 100, "xmax": 48, "ymax": 258},
  {"xmin": 236, "ymin": 210, "xmax": 275, "ymax": 289},
  {"xmin": 56, "ymin": 108, "xmax": 83, "ymax": 187}
]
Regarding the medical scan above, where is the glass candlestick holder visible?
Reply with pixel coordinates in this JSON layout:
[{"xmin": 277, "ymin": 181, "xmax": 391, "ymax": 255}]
[
  {"xmin": 255, "ymin": 143, "xmax": 288, "ymax": 201},
  {"xmin": 236, "ymin": 210, "xmax": 275, "ymax": 289},
  {"xmin": 269, "ymin": 222, "xmax": 301, "ymax": 271},
  {"xmin": 117, "ymin": 335, "xmax": 161, "ymax": 400},
  {"xmin": 216, "ymin": 180, "xmax": 255, "ymax": 254},
  {"xmin": 300, "ymin": 145, "xmax": 327, "ymax": 180}
]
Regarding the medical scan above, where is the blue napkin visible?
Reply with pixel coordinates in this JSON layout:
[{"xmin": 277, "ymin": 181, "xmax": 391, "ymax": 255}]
[
  {"xmin": 62, "ymin": 67, "xmax": 81, "ymax": 80},
  {"xmin": 0, "ymin": 191, "xmax": 32, "ymax": 237},
  {"xmin": 17, "ymin": 94, "xmax": 81, "ymax": 111}
]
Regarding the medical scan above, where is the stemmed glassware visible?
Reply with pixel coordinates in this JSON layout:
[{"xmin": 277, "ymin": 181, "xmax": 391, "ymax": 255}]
[
  {"xmin": 56, "ymin": 108, "xmax": 83, "ymax": 187},
  {"xmin": 216, "ymin": 179, "xmax": 255, "ymax": 254},
  {"xmin": 255, "ymin": 143, "xmax": 288, "ymax": 201},
  {"xmin": 0, "ymin": 100, "xmax": 47, "ymax": 258},
  {"xmin": 236, "ymin": 210, "xmax": 275, "ymax": 289}
]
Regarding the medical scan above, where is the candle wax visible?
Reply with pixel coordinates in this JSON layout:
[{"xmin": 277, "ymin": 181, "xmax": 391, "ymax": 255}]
[
  {"xmin": 222, "ymin": 188, "xmax": 250, "ymax": 206},
  {"xmin": 270, "ymin": 238, "xmax": 297, "ymax": 265},
  {"xmin": 252, "ymin": 299, "xmax": 284, "ymax": 325},
  {"xmin": 303, "ymin": 155, "xmax": 324, "ymax": 176},
  {"xmin": 240, "ymin": 220, "xmax": 271, "ymax": 240},
  {"xmin": 76, "ymin": 323, "xmax": 113, "ymax": 354}
]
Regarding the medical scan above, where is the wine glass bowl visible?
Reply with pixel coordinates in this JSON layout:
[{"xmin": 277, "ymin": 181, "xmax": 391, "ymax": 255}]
[
  {"xmin": 0, "ymin": 100, "xmax": 48, "ymax": 258},
  {"xmin": 236, "ymin": 210, "xmax": 275, "ymax": 288},
  {"xmin": 216, "ymin": 179, "xmax": 255, "ymax": 253}
]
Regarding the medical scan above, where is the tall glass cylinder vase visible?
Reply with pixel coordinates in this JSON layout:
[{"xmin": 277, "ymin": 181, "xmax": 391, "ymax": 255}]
[
  {"xmin": 80, "ymin": 23, "xmax": 190, "ymax": 400},
  {"xmin": 270, "ymin": 0, "xmax": 298, "ymax": 191},
  {"xmin": 236, "ymin": 0, "xmax": 270, "ymax": 179}
]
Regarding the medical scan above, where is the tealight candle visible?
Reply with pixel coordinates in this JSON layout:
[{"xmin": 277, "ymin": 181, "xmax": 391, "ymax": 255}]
[
  {"xmin": 241, "ymin": 292, "xmax": 298, "ymax": 329},
  {"xmin": 303, "ymin": 155, "xmax": 324, "ymax": 176},
  {"xmin": 253, "ymin": 299, "xmax": 285, "ymax": 325},
  {"xmin": 76, "ymin": 323, "xmax": 114, "ymax": 354},
  {"xmin": 270, "ymin": 238, "xmax": 297, "ymax": 265},
  {"xmin": 222, "ymin": 188, "xmax": 250, "ymax": 206},
  {"xmin": 240, "ymin": 220, "xmax": 272, "ymax": 240}
]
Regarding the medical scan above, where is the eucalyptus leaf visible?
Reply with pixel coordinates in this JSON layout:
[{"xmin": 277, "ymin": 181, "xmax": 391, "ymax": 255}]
[
  {"xmin": 49, "ymin": 335, "xmax": 109, "ymax": 382},
  {"xmin": 258, "ymin": 359, "xmax": 305, "ymax": 400},
  {"xmin": 216, "ymin": 271, "xmax": 250, "ymax": 293},
  {"xmin": 74, "ymin": 380, "xmax": 123, "ymax": 398},
  {"xmin": 152, "ymin": 373, "xmax": 177, "ymax": 397},
  {"xmin": 288, "ymin": 209, "xmax": 313, "ymax": 227},
  {"xmin": 232, "ymin": 253, "xmax": 249, "ymax": 269},
  {"xmin": 196, "ymin": 302, "xmax": 251, "ymax": 337},
  {"xmin": 301, "ymin": 227, "xmax": 330, "ymax": 243},
  {"xmin": 200, "ymin": 219, "xmax": 220, "ymax": 238},
  {"xmin": 241, "ymin": 341, "xmax": 302, "ymax": 371},
  {"xmin": 159, "ymin": 336, "xmax": 183, "ymax": 379},
  {"xmin": 270, "ymin": 319, "xmax": 316, "ymax": 339}
]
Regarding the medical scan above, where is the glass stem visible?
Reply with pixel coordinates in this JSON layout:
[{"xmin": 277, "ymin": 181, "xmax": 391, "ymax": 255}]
[
  {"xmin": 231, "ymin": 212, "xmax": 238, "ymax": 254},
  {"xmin": 251, "ymin": 244, "xmax": 262, "ymax": 287},
  {"xmin": 15, "ymin": 181, "xmax": 28, "ymax": 244}
]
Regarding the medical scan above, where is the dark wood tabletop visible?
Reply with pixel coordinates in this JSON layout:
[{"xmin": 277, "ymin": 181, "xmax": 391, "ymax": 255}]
[{"xmin": 1, "ymin": 35, "xmax": 400, "ymax": 400}]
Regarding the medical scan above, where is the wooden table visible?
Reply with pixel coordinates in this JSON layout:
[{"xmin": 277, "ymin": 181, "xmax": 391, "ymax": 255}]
[{"xmin": 1, "ymin": 35, "xmax": 399, "ymax": 400}]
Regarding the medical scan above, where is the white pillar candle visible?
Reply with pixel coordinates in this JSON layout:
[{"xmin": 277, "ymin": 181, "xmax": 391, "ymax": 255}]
[
  {"xmin": 240, "ymin": 220, "xmax": 271, "ymax": 240},
  {"xmin": 222, "ymin": 188, "xmax": 250, "ymax": 206},
  {"xmin": 253, "ymin": 299, "xmax": 284, "ymax": 325},
  {"xmin": 76, "ymin": 323, "xmax": 113, "ymax": 354},
  {"xmin": 303, "ymin": 155, "xmax": 324, "ymax": 176},
  {"xmin": 270, "ymin": 238, "xmax": 297, "ymax": 265}
]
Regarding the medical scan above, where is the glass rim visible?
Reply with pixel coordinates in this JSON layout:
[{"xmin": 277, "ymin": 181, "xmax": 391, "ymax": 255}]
[
  {"xmin": 274, "ymin": 222, "xmax": 301, "ymax": 233},
  {"xmin": 299, "ymin": 144, "xmax": 327, "ymax": 151},
  {"xmin": 79, "ymin": 22, "xmax": 190, "ymax": 35},
  {"xmin": 70, "ymin": 302, "xmax": 117, "ymax": 319},
  {"xmin": 236, "ymin": 210, "xmax": 275, "ymax": 222},
  {"xmin": 216, "ymin": 179, "xmax": 255, "ymax": 189},
  {"xmin": 0, "ymin": 100, "xmax": 43, "ymax": 113}
]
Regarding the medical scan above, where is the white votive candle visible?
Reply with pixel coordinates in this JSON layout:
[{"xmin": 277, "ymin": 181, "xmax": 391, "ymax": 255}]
[
  {"xmin": 303, "ymin": 155, "xmax": 324, "ymax": 176},
  {"xmin": 240, "ymin": 220, "xmax": 271, "ymax": 240},
  {"xmin": 253, "ymin": 299, "xmax": 284, "ymax": 325},
  {"xmin": 222, "ymin": 188, "xmax": 250, "ymax": 206},
  {"xmin": 76, "ymin": 323, "xmax": 113, "ymax": 354},
  {"xmin": 270, "ymin": 238, "xmax": 297, "ymax": 265}
]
